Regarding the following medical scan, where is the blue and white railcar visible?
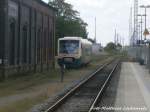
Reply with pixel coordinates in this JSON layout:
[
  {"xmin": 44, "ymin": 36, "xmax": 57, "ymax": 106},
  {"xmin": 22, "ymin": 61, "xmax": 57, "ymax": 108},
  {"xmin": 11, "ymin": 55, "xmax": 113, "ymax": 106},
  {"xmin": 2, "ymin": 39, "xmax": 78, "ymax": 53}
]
[{"xmin": 57, "ymin": 37, "xmax": 92, "ymax": 68}]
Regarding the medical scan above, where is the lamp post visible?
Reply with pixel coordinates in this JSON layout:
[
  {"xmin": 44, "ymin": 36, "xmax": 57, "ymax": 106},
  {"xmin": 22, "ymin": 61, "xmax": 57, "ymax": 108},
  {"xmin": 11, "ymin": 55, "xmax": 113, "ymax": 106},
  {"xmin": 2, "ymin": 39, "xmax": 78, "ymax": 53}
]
[
  {"xmin": 140, "ymin": 5, "xmax": 150, "ymax": 40},
  {"xmin": 138, "ymin": 24, "xmax": 141, "ymax": 43},
  {"xmin": 137, "ymin": 14, "xmax": 145, "ymax": 44},
  {"xmin": 140, "ymin": 5, "xmax": 150, "ymax": 71},
  {"xmin": 136, "ymin": 23, "xmax": 142, "ymax": 62}
]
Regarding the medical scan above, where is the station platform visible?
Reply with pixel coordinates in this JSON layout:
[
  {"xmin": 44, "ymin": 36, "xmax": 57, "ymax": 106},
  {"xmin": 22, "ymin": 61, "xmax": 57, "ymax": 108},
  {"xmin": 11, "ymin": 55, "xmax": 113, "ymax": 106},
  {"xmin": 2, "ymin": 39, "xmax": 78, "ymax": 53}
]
[{"xmin": 114, "ymin": 62, "xmax": 150, "ymax": 112}]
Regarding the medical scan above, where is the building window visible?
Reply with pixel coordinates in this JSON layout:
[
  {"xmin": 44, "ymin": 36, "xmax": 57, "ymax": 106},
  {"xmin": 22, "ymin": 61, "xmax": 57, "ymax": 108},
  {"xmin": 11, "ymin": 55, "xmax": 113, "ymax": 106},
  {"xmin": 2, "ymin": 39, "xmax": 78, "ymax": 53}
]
[
  {"xmin": 29, "ymin": 31, "xmax": 31, "ymax": 64},
  {"xmin": 37, "ymin": 28, "xmax": 41, "ymax": 64},
  {"xmin": 44, "ymin": 29, "xmax": 47, "ymax": 63},
  {"xmin": 22, "ymin": 25, "xmax": 28, "ymax": 64},
  {"xmin": 9, "ymin": 19, "xmax": 16, "ymax": 65},
  {"xmin": 49, "ymin": 31, "xmax": 52, "ymax": 60}
]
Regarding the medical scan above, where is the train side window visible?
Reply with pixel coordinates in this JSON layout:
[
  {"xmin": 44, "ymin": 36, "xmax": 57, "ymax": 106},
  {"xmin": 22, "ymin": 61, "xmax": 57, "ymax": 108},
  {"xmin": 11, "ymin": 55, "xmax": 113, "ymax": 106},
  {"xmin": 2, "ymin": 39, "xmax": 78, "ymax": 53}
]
[
  {"xmin": 22, "ymin": 24, "xmax": 28, "ymax": 64},
  {"xmin": 9, "ymin": 19, "xmax": 16, "ymax": 65}
]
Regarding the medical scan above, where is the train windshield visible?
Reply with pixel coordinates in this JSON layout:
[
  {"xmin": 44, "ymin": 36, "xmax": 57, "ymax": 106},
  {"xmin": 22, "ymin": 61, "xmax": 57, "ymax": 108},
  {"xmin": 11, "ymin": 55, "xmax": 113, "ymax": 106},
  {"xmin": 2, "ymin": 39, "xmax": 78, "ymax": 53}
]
[{"xmin": 59, "ymin": 40, "xmax": 79, "ymax": 54}]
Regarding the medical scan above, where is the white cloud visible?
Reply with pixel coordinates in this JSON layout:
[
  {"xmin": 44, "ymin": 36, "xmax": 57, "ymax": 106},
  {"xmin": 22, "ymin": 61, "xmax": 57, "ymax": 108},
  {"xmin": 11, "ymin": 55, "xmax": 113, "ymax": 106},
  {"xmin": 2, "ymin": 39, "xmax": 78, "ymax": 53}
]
[
  {"xmin": 43, "ymin": 0, "xmax": 150, "ymax": 46},
  {"xmin": 65, "ymin": 0, "xmax": 132, "ymax": 46}
]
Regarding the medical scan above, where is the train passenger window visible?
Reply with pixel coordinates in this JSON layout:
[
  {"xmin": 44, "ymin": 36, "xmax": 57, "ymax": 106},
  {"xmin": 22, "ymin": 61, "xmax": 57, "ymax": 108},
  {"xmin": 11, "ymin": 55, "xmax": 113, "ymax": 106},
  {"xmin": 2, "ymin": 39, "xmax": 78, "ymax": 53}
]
[
  {"xmin": 9, "ymin": 19, "xmax": 16, "ymax": 65},
  {"xmin": 59, "ymin": 40, "xmax": 79, "ymax": 54}
]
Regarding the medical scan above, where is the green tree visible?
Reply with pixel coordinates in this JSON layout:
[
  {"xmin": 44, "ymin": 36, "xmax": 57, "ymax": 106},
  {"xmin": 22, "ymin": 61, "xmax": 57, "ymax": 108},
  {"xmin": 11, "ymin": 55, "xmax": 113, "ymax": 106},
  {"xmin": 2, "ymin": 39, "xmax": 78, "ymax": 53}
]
[
  {"xmin": 56, "ymin": 16, "xmax": 88, "ymax": 38},
  {"xmin": 49, "ymin": 0, "xmax": 88, "ymax": 39},
  {"xmin": 49, "ymin": 0, "xmax": 79, "ymax": 20},
  {"xmin": 88, "ymin": 38, "xmax": 95, "ymax": 43},
  {"xmin": 104, "ymin": 42, "xmax": 123, "ymax": 54},
  {"xmin": 104, "ymin": 42, "xmax": 117, "ymax": 52},
  {"xmin": 116, "ymin": 43, "xmax": 122, "ymax": 49}
]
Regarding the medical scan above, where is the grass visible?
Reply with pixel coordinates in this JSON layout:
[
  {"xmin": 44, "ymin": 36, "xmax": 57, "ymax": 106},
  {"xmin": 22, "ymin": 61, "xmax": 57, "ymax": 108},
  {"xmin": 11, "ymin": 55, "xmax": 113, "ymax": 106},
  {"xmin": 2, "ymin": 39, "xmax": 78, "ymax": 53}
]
[
  {"xmin": 0, "ymin": 93, "xmax": 48, "ymax": 112},
  {"xmin": 0, "ymin": 55, "xmax": 113, "ymax": 97},
  {"xmin": 0, "ymin": 55, "xmax": 114, "ymax": 112},
  {"xmin": 0, "ymin": 70, "xmax": 60, "ymax": 97}
]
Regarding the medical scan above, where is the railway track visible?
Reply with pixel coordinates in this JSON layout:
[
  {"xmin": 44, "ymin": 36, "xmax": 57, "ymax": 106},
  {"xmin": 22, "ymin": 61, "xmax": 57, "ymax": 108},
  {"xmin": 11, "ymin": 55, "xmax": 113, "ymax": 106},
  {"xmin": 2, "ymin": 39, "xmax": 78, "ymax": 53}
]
[
  {"xmin": 88, "ymin": 61, "xmax": 120, "ymax": 112},
  {"xmin": 89, "ymin": 62, "xmax": 121, "ymax": 112},
  {"xmin": 45, "ymin": 59, "xmax": 120, "ymax": 112}
]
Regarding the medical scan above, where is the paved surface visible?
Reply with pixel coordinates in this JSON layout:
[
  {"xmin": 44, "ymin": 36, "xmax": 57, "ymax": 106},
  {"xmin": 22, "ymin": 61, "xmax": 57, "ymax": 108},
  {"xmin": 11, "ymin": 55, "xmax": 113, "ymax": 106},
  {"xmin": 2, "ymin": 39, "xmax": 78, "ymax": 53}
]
[{"xmin": 115, "ymin": 62, "xmax": 150, "ymax": 112}]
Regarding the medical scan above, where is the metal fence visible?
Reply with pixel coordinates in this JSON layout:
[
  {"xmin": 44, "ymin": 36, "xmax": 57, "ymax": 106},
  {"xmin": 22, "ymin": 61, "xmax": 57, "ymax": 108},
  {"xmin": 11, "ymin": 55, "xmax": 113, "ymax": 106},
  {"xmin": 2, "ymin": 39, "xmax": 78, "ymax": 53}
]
[{"xmin": 127, "ymin": 46, "xmax": 149, "ymax": 65}]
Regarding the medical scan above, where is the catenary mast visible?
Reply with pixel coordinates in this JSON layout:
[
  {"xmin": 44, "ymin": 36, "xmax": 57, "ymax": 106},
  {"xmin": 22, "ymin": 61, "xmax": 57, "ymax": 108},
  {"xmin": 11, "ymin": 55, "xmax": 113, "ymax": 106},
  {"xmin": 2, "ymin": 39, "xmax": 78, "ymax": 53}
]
[
  {"xmin": 129, "ymin": 7, "xmax": 133, "ymax": 45},
  {"xmin": 133, "ymin": 0, "xmax": 139, "ymax": 46}
]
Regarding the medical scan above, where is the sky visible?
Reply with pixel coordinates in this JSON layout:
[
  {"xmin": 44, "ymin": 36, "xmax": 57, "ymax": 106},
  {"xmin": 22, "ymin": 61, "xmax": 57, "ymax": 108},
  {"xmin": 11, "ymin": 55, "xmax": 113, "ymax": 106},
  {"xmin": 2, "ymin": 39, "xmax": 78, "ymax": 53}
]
[{"xmin": 43, "ymin": 0, "xmax": 150, "ymax": 46}]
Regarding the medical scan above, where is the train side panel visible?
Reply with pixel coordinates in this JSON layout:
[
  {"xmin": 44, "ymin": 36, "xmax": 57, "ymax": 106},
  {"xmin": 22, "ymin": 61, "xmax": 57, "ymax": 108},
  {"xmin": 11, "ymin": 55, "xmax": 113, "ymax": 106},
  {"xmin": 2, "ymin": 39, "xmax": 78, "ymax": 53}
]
[{"xmin": 80, "ymin": 42, "xmax": 92, "ymax": 65}]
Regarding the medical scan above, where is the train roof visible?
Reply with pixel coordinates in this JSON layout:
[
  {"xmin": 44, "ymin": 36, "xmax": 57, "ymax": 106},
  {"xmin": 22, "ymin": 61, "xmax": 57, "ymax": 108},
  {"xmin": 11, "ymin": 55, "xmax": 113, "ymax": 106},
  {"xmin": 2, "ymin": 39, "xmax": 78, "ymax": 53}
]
[
  {"xmin": 82, "ymin": 39, "xmax": 92, "ymax": 45},
  {"xmin": 59, "ymin": 37, "xmax": 83, "ymax": 41},
  {"xmin": 59, "ymin": 37, "xmax": 92, "ymax": 45}
]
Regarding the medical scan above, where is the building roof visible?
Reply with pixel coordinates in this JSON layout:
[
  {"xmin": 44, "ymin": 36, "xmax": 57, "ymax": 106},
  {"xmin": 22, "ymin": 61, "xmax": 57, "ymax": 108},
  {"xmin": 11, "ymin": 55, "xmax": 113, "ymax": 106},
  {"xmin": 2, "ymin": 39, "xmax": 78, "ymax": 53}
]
[{"xmin": 35, "ymin": 0, "xmax": 57, "ymax": 11}]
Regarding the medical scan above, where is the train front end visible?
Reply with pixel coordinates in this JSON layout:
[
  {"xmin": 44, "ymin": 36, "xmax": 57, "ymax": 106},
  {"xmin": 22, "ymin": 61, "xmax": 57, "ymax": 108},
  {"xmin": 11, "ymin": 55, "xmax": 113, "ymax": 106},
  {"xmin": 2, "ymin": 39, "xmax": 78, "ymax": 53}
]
[{"xmin": 57, "ymin": 37, "xmax": 82, "ymax": 68}]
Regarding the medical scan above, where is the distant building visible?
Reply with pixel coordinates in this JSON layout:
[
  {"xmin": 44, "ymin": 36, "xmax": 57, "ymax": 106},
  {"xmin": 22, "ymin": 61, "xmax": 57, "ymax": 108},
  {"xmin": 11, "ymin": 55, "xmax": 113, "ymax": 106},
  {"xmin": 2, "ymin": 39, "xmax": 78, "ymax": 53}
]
[{"xmin": 0, "ymin": 0, "xmax": 56, "ymax": 79}]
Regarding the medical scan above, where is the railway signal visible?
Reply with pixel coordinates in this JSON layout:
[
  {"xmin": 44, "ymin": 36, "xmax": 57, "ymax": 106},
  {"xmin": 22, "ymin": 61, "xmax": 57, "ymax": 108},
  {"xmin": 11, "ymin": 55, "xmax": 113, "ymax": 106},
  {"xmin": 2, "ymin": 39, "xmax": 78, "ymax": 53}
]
[
  {"xmin": 60, "ymin": 64, "xmax": 66, "ymax": 83},
  {"xmin": 143, "ymin": 28, "xmax": 149, "ymax": 36}
]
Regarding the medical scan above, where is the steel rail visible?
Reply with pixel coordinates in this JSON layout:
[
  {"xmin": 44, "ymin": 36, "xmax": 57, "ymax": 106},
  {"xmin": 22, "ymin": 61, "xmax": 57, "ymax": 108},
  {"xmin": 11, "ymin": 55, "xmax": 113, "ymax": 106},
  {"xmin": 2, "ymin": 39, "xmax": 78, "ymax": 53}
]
[
  {"xmin": 45, "ymin": 60, "xmax": 114, "ymax": 112},
  {"xmin": 88, "ymin": 61, "xmax": 120, "ymax": 112}
]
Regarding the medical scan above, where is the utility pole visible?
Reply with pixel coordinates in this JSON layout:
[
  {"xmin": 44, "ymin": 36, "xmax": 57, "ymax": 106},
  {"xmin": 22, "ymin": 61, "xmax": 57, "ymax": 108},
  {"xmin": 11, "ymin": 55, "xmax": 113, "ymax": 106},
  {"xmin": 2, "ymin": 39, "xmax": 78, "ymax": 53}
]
[
  {"xmin": 119, "ymin": 35, "xmax": 121, "ymax": 45},
  {"xmin": 114, "ymin": 29, "xmax": 117, "ymax": 45},
  {"xmin": 94, "ymin": 17, "xmax": 97, "ymax": 43},
  {"xmin": 123, "ymin": 37, "xmax": 125, "ymax": 47},
  {"xmin": 116, "ymin": 33, "xmax": 119, "ymax": 45},
  {"xmin": 138, "ymin": 24, "xmax": 141, "ymax": 43}
]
